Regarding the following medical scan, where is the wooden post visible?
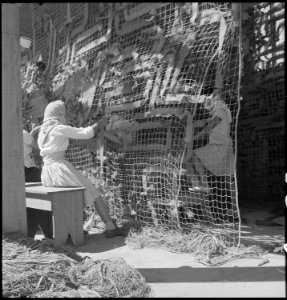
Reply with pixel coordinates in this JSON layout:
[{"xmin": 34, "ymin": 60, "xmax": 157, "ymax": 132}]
[{"xmin": 2, "ymin": 4, "xmax": 27, "ymax": 234}]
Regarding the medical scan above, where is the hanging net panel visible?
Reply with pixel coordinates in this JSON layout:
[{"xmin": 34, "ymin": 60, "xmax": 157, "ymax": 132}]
[{"xmin": 20, "ymin": 2, "xmax": 242, "ymax": 261}]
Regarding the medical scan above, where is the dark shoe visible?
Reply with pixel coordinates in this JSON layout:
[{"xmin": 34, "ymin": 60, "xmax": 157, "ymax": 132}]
[{"xmin": 105, "ymin": 227, "xmax": 123, "ymax": 238}]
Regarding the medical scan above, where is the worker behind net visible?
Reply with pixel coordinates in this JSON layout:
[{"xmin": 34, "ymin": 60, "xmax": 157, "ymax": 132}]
[
  {"xmin": 37, "ymin": 100, "xmax": 122, "ymax": 238},
  {"xmin": 183, "ymin": 94, "xmax": 235, "ymax": 194}
]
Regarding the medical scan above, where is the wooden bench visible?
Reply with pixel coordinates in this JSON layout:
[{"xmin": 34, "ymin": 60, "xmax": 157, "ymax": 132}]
[{"xmin": 25, "ymin": 183, "xmax": 86, "ymax": 246}]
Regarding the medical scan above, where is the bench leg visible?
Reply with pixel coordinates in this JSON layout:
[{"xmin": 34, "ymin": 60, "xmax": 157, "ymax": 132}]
[
  {"xmin": 26, "ymin": 208, "xmax": 53, "ymax": 238},
  {"xmin": 52, "ymin": 191, "xmax": 84, "ymax": 246}
]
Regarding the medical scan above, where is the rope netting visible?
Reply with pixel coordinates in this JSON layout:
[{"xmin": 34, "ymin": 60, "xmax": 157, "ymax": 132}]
[
  {"xmin": 3, "ymin": 233, "xmax": 153, "ymax": 298},
  {"xmin": 20, "ymin": 3, "xmax": 243, "ymax": 261}
]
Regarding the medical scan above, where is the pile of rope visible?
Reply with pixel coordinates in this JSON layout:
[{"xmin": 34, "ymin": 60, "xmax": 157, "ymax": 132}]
[
  {"xmin": 125, "ymin": 227, "xmax": 267, "ymax": 266},
  {"xmin": 68, "ymin": 258, "xmax": 152, "ymax": 298},
  {"xmin": 3, "ymin": 233, "xmax": 152, "ymax": 298}
]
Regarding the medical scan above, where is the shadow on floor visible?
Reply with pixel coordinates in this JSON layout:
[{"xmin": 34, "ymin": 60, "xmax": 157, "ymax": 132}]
[
  {"xmin": 239, "ymin": 207, "xmax": 285, "ymax": 249},
  {"xmin": 74, "ymin": 208, "xmax": 285, "ymax": 253},
  {"xmin": 76, "ymin": 232, "xmax": 126, "ymax": 253},
  {"xmin": 138, "ymin": 266, "xmax": 285, "ymax": 283}
]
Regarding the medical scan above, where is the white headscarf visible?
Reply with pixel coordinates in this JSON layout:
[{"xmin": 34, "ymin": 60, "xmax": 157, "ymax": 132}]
[
  {"xmin": 39, "ymin": 100, "xmax": 66, "ymax": 146},
  {"xmin": 43, "ymin": 100, "xmax": 66, "ymax": 123}
]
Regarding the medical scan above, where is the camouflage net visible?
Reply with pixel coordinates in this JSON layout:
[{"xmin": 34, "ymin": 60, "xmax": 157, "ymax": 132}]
[
  {"xmin": 19, "ymin": 2, "xmax": 243, "ymax": 264},
  {"xmin": 126, "ymin": 227, "xmax": 268, "ymax": 266}
]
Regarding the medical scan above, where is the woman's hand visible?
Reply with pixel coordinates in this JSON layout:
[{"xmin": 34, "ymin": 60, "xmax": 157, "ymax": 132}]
[
  {"xmin": 92, "ymin": 116, "xmax": 109, "ymax": 130},
  {"xmin": 91, "ymin": 116, "xmax": 109, "ymax": 137}
]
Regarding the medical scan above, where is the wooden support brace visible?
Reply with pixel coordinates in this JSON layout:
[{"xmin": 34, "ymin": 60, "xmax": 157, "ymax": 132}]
[
  {"xmin": 149, "ymin": 65, "xmax": 163, "ymax": 110},
  {"xmin": 44, "ymin": 19, "xmax": 53, "ymax": 76},
  {"xmin": 122, "ymin": 143, "xmax": 167, "ymax": 152},
  {"xmin": 160, "ymin": 54, "xmax": 174, "ymax": 98},
  {"xmin": 76, "ymin": 36, "xmax": 108, "ymax": 57},
  {"xmin": 75, "ymin": 24, "xmax": 103, "ymax": 45},
  {"xmin": 123, "ymin": 3, "xmax": 167, "ymax": 21},
  {"xmin": 49, "ymin": 26, "xmax": 57, "ymax": 75},
  {"xmin": 169, "ymin": 47, "xmax": 190, "ymax": 92},
  {"xmin": 106, "ymin": 98, "xmax": 148, "ymax": 113}
]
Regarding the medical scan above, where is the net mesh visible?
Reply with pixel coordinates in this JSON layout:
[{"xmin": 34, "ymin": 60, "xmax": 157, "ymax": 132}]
[{"xmin": 20, "ymin": 3, "xmax": 242, "ymax": 256}]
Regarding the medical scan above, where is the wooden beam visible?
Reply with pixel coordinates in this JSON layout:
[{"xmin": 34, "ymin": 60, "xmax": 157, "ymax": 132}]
[{"xmin": 2, "ymin": 4, "xmax": 27, "ymax": 234}]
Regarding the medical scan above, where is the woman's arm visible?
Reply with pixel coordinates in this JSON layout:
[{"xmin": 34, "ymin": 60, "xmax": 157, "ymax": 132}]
[
  {"xmin": 55, "ymin": 116, "xmax": 109, "ymax": 140},
  {"xmin": 56, "ymin": 125, "xmax": 94, "ymax": 140}
]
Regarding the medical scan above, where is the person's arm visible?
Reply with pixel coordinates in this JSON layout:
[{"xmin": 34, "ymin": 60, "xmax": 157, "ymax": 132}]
[
  {"xmin": 55, "ymin": 125, "xmax": 95, "ymax": 140},
  {"xmin": 23, "ymin": 130, "xmax": 38, "ymax": 149},
  {"xmin": 53, "ymin": 119, "xmax": 108, "ymax": 156},
  {"xmin": 55, "ymin": 116, "xmax": 110, "ymax": 140},
  {"xmin": 193, "ymin": 116, "xmax": 221, "ymax": 141}
]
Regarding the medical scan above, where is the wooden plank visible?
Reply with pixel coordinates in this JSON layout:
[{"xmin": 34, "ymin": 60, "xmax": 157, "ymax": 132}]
[
  {"xmin": 127, "ymin": 121, "xmax": 172, "ymax": 132},
  {"xmin": 144, "ymin": 107, "xmax": 185, "ymax": 118},
  {"xmin": 25, "ymin": 184, "xmax": 86, "ymax": 195},
  {"xmin": 169, "ymin": 46, "xmax": 190, "ymax": 91},
  {"xmin": 75, "ymin": 24, "xmax": 103, "ymax": 44},
  {"xmin": 106, "ymin": 98, "xmax": 147, "ymax": 113},
  {"xmin": 26, "ymin": 192, "xmax": 49, "ymax": 200},
  {"xmin": 2, "ymin": 4, "xmax": 27, "ymax": 234},
  {"xmin": 25, "ymin": 182, "xmax": 42, "ymax": 187},
  {"xmin": 123, "ymin": 143, "xmax": 167, "ymax": 152},
  {"xmin": 118, "ymin": 18, "xmax": 153, "ymax": 36},
  {"xmin": 160, "ymin": 54, "xmax": 174, "ymax": 98},
  {"xmin": 26, "ymin": 197, "xmax": 52, "ymax": 211},
  {"xmin": 76, "ymin": 36, "xmax": 108, "ymax": 56},
  {"xmin": 149, "ymin": 65, "xmax": 163, "ymax": 109},
  {"xmin": 124, "ymin": 3, "xmax": 167, "ymax": 21}
]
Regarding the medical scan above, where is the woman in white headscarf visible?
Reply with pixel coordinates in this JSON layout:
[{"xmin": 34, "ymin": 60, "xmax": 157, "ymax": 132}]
[{"xmin": 38, "ymin": 100, "xmax": 122, "ymax": 238}]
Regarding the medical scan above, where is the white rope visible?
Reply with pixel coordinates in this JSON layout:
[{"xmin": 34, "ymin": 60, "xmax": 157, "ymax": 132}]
[{"xmin": 231, "ymin": 2, "xmax": 243, "ymax": 258}]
